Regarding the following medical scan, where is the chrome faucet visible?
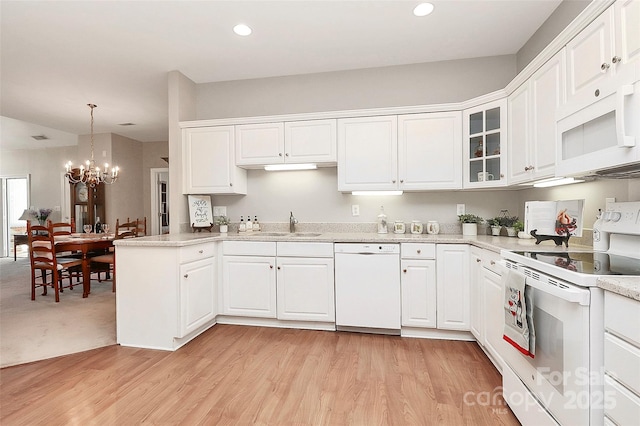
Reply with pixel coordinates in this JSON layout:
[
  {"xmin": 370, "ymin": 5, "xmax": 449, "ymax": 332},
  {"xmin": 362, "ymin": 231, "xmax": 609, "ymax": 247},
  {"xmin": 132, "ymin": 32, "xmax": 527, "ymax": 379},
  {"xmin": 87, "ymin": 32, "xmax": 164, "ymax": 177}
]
[{"xmin": 289, "ymin": 211, "xmax": 298, "ymax": 233}]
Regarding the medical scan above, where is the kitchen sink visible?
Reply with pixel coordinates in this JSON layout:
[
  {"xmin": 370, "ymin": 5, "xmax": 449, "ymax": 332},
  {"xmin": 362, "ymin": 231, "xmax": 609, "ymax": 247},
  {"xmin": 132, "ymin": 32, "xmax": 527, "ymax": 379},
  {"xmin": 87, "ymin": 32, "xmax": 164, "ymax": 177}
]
[{"xmin": 248, "ymin": 232, "xmax": 322, "ymax": 237}]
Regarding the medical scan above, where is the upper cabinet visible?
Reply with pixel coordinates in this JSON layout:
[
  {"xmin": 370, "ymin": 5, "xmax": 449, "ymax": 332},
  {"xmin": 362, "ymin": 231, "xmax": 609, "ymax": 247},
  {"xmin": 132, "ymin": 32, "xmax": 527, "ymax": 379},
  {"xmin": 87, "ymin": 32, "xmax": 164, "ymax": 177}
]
[
  {"xmin": 463, "ymin": 99, "xmax": 507, "ymax": 188},
  {"xmin": 337, "ymin": 115, "xmax": 398, "ymax": 191},
  {"xmin": 236, "ymin": 119, "xmax": 337, "ymax": 167},
  {"xmin": 182, "ymin": 126, "xmax": 247, "ymax": 195},
  {"xmin": 338, "ymin": 112, "xmax": 462, "ymax": 192},
  {"xmin": 508, "ymin": 51, "xmax": 565, "ymax": 184},
  {"xmin": 398, "ymin": 112, "xmax": 462, "ymax": 190},
  {"xmin": 565, "ymin": 1, "xmax": 640, "ymax": 108}
]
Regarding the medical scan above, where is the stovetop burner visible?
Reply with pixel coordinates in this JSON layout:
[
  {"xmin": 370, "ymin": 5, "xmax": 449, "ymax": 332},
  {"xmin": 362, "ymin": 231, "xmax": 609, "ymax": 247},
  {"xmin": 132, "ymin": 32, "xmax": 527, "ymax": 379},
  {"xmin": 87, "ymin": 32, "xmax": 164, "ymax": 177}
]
[{"xmin": 511, "ymin": 251, "xmax": 640, "ymax": 276}]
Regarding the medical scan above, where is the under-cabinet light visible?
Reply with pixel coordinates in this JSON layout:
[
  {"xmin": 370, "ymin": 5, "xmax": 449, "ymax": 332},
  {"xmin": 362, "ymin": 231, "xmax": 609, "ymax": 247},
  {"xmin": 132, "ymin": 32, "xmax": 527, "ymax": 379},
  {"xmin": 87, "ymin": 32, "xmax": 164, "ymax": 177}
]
[
  {"xmin": 264, "ymin": 163, "xmax": 317, "ymax": 171},
  {"xmin": 351, "ymin": 191, "xmax": 403, "ymax": 196},
  {"xmin": 532, "ymin": 177, "xmax": 585, "ymax": 188}
]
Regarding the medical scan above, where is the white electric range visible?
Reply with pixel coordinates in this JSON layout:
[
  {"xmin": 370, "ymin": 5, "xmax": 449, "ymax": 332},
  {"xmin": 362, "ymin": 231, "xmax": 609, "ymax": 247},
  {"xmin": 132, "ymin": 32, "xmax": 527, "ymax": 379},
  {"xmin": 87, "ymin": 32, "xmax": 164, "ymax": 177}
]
[{"xmin": 500, "ymin": 201, "xmax": 640, "ymax": 426}]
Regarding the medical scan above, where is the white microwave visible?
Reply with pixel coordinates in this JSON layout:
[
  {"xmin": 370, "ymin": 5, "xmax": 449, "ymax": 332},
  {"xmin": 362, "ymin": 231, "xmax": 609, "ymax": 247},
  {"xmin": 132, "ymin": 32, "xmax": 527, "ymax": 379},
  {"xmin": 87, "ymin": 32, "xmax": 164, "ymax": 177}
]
[{"xmin": 556, "ymin": 81, "xmax": 640, "ymax": 177}]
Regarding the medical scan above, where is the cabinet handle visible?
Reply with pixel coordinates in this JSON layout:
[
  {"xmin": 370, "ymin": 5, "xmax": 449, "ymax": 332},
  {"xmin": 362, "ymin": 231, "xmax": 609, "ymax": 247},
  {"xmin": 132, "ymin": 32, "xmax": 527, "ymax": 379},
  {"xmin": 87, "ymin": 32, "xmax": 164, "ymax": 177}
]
[
  {"xmin": 198, "ymin": 250, "xmax": 203, "ymax": 254},
  {"xmin": 524, "ymin": 165, "xmax": 534, "ymax": 171},
  {"xmin": 230, "ymin": 182, "xmax": 233, "ymax": 187},
  {"xmin": 279, "ymin": 153, "xmax": 283, "ymax": 157},
  {"xmin": 183, "ymin": 274, "xmax": 188, "ymax": 278},
  {"xmin": 400, "ymin": 179, "xmax": 404, "ymax": 183},
  {"xmin": 612, "ymin": 56, "xmax": 621, "ymax": 64},
  {"xmin": 403, "ymin": 269, "xmax": 407, "ymax": 273},
  {"xmin": 270, "ymin": 265, "xmax": 274, "ymax": 269},
  {"xmin": 490, "ymin": 260, "xmax": 496, "ymax": 265},
  {"xmin": 595, "ymin": 89, "xmax": 600, "ymax": 97},
  {"xmin": 476, "ymin": 258, "xmax": 482, "ymax": 263},
  {"xmin": 285, "ymin": 153, "xmax": 289, "ymax": 157},
  {"xmin": 417, "ymin": 249, "xmax": 421, "ymax": 254},
  {"xmin": 392, "ymin": 180, "xmax": 396, "ymax": 183},
  {"xmin": 601, "ymin": 62, "xmax": 610, "ymax": 71},
  {"xmin": 277, "ymin": 266, "xmax": 281, "ymax": 270}
]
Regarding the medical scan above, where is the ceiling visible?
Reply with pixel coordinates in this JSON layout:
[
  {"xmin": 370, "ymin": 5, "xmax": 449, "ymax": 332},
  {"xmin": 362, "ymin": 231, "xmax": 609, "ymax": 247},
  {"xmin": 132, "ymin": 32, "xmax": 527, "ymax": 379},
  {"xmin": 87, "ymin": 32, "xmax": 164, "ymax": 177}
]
[{"xmin": 0, "ymin": 0, "xmax": 562, "ymax": 150}]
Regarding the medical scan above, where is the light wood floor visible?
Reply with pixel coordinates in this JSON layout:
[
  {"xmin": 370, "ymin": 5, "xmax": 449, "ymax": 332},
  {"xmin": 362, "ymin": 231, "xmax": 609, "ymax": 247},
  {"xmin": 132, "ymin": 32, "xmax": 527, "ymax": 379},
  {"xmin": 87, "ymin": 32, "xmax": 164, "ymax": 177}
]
[{"xmin": 1, "ymin": 325, "xmax": 519, "ymax": 425}]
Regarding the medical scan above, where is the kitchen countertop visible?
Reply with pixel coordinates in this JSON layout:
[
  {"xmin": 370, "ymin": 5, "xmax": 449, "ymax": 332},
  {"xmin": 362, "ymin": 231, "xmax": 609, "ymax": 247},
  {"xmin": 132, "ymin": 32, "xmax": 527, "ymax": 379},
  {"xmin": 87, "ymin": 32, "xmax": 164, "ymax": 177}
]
[{"xmin": 115, "ymin": 231, "xmax": 639, "ymax": 301}]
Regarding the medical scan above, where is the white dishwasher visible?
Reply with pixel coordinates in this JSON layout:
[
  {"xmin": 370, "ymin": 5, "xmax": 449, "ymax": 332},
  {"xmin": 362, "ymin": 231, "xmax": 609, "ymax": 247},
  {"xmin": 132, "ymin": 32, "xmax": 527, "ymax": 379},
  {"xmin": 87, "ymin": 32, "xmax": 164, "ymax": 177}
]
[{"xmin": 334, "ymin": 243, "xmax": 401, "ymax": 333}]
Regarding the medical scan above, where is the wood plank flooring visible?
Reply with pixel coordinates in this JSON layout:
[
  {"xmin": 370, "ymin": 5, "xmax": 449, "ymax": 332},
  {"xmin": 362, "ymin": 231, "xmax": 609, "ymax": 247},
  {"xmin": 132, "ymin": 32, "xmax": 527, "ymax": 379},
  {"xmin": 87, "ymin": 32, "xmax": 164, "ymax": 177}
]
[{"xmin": 1, "ymin": 325, "xmax": 519, "ymax": 425}]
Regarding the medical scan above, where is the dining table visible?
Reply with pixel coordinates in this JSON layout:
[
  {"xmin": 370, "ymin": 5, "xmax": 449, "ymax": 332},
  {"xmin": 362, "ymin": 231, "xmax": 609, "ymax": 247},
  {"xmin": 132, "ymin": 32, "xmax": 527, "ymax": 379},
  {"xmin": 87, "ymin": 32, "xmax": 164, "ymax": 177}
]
[{"xmin": 54, "ymin": 233, "xmax": 114, "ymax": 298}]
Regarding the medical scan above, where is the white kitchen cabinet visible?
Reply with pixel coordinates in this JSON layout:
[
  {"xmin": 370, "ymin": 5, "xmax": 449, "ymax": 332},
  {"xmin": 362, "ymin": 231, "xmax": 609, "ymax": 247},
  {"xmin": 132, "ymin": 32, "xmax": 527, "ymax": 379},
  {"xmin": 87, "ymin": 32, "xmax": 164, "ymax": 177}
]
[
  {"xmin": 283, "ymin": 119, "xmax": 337, "ymax": 164},
  {"xmin": 179, "ymin": 257, "xmax": 216, "ymax": 337},
  {"xmin": 337, "ymin": 115, "xmax": 398, "ymax": 191},
  {"xmin": 436, "ymin": 244, "xmax": 470, "ymax": 331},
  {"xmin": 236, "ymin": 120, "xmax": 337, "ymax": 167},
  {"xmin": 481, "ymin": 256, "xmax": 508, "ymax": 372},
  {"xmin": 398, "ymin": 112, "xmax": 462, "ymax": 190},
  {"xmin": 401, "ymin": 243, "xmax": 437, "ymax": 328},
  {"xmin": 276, "ymin": 242, "xmax": 334, "ymax": 323},
  {"xmin": 469, "ymin": 247, "xmax": 484, "ymax": 343},
  {"xmin": 463, "ymin": 99, "xmax": 507, "ymax": 188},
  {"xmin": 565, "ymin": 2, "xmax": 639, "ymax": 108},
  {"xmin": 116, "ymin": 241, "xmax": 217, "ymax": 350},
  {"xmin": 604, "ymin": 291, "xmax": 640, "ymax": 425},
  {"xmin": 221, "ymin": 241, "xmax": 277, "ymax": 318},
  {"xmin": 508, "ymin": 51, "xmax": 564, "ymax": 184},
  {"xmin": 182, "ymin": 126, "xmax": 247, "ymax": 194}
]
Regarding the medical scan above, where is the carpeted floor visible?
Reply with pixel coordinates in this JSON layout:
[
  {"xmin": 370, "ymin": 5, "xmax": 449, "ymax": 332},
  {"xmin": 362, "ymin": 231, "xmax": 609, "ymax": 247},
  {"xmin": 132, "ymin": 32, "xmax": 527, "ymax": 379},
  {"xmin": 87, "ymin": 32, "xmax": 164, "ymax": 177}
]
[{"xmin": 0, "ymin": 257, "xmax": 116, "ymax": 368}]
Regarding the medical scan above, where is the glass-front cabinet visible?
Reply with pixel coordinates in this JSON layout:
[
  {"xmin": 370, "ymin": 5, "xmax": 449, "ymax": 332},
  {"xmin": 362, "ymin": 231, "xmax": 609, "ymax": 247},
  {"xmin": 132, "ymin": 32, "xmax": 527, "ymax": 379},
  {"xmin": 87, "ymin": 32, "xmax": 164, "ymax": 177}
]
[{"xmin": 463, "ymin": 99, "xmax": 507, "ymax": 188}]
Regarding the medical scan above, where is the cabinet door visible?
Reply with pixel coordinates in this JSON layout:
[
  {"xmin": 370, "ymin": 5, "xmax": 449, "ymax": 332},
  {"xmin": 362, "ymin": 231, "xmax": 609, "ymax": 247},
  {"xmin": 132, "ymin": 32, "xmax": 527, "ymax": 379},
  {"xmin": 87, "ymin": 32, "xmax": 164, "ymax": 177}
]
[
  {"xmin": 337, "ymin": 116, "xmax": 398, "ymax": 191},
  {"xmin": 469, "ymin": 248, "xmax": 484, "ymax": 342},
  {"xmin": 463, "ymin": 99, "xmax": 507, "ymax": 188},
  {"xmin": 222, "ymin": 255, "xmax": 276, "ymax": 318},
  {"xmin": 236, "ymin": 122, "xmax": 285, "ymax": 166},
  {"xmin": 614, "ymin": 0, "xmax": 640, "ymax": 83},
  {"xmin": 483, "ymin": 267, "xmax": 508, "ymax": 372},
  {"xmin": 178, "ymin": 257, "xmax": 216, "ymax": 337},
  {"xmin": 276, "ymin": 257, "xmax": 335, "ymax": 322},
  {"xmin": 182, "ymin": 126, "xmax": 247, "ymax": 194},
  {"xmin": 284, "ymin": 119, "xmax": 337, "ymax": 164},
  {"xmin": 398, "ymin": 112, "xmax": 462, "ymax": 190},
  {"xmin": 565, "ymin": 8, "xmax": 614, "ymax": 105},
  {"xmin": 436, "ymin": 244, "xmax": 470, "ymax": 331},
  {"xmin": 507, "ymin": 82, "xmax": 531, "ymax": 184},
  {"xmin": 401, "ymin": 259, "xmax": 437, "ymax": 328},
  {"xmin": 530, "ymin": 51, "xmax": 564, "ymax": 180}
]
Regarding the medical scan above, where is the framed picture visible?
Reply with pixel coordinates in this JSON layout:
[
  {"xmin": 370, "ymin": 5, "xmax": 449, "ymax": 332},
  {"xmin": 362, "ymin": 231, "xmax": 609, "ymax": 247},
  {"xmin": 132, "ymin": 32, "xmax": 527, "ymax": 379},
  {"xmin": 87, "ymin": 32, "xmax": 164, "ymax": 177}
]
[{"xmin": 188, "ymin": 195, "xmax": 213, "ymax": 228}]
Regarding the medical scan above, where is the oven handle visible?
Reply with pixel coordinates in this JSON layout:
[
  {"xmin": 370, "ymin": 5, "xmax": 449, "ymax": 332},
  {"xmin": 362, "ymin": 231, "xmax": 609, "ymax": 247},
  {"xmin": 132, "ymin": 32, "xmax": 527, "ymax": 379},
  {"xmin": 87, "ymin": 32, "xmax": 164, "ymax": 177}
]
[{"xmin": 524, "ymin": 277, "xmax": 590, "ymax": 306}]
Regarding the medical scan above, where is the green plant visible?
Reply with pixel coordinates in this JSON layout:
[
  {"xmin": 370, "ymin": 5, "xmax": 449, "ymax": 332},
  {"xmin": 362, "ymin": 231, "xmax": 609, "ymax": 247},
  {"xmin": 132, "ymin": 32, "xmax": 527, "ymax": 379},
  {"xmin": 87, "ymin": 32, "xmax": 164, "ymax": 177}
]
[
  {"xmin": 458, "ymin": 214, "xmax": 483, "ymax": 224},
  {"xmin": 215, "ymin": 215, "xmax": 230, "ymax": 225},
  {"xmin": 513, "ymin": 220, "xmax": 524, "ymax": 232},
  {"xmin": 499, "ymin": 216, "xmax": 519, "ymax": 227},
  {"xmin": 487, "ymin": 217, "xmax": 501, "ymax": 227}
]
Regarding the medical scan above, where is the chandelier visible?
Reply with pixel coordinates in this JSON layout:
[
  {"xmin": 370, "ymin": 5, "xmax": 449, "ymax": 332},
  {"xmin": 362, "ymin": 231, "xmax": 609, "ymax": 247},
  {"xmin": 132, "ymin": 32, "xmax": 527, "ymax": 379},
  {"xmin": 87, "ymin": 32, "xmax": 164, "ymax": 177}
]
[{"xmin": 65, "ymin": 104, "xmax": 119, "ymax": 187}]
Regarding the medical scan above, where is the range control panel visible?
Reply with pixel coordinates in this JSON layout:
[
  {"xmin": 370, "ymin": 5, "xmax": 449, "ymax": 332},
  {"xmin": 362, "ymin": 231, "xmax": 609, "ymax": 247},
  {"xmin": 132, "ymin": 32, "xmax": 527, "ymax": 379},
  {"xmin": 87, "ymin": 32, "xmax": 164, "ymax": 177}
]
[{"xmin": 601, "ymin": 202, "xmax": 640, "ymax": 235}]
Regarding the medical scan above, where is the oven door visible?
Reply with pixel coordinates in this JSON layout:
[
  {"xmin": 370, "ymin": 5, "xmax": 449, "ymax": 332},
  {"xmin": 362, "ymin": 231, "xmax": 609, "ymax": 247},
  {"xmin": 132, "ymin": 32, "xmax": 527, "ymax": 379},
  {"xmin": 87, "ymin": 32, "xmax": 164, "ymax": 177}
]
[{"xmin": 502, "ymin": 272, "xmax": 592, "ymax": 426}]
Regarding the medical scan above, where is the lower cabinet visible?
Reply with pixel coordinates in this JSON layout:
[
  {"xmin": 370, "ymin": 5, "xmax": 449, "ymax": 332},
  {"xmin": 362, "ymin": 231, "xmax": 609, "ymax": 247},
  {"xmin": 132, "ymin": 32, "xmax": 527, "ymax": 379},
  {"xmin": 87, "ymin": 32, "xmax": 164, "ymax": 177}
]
[
  {"xmin": 401, "ymin": 243, "xmax": 437, "ymax": 328},
  {"xmin": 436, "ymin": 244, "xmax": 470, "ymax": 331},
  {"xmin": 469, "ymin": 247, "xmax": 484, "ymax": 342},
  {"xmin": 179, "ymin": 257, "xmax": 216, "ymax": 337},
  {"xmin": 222, "ymin": 254, "xmax": 277, "ymax": 318}
]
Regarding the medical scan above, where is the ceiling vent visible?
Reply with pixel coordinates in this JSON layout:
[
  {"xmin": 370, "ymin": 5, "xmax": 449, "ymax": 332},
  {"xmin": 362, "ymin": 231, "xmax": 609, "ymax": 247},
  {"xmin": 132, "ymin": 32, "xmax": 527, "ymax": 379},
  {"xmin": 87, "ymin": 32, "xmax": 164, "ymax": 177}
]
[{"xmin": 31, "ymin": 135, "xmax": 49, "ymax": 141}]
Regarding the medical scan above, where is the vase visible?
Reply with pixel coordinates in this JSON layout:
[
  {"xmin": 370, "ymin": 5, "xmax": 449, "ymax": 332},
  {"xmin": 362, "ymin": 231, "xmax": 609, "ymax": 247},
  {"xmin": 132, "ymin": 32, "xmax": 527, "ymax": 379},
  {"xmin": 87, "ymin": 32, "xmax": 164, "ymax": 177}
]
[
  {"xmin": 219, "ymin": 224, "xmax": 228, "ymax": 233},
  {"xmin": 491, "ymin": 226, "xmax": 501, "ymax": 236},
  {"xmin": 506, "ymin": 227, "xmax": 517, "ymax": 237},
  {"xmin": 462, "ymin": 223, "xmax": 477, "ymax": 236}
]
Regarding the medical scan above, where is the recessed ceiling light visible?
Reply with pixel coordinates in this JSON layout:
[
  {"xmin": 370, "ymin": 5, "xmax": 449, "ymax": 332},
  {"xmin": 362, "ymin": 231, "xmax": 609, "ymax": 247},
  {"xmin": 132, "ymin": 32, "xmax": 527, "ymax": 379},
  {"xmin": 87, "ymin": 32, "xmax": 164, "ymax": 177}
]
[
  {"xmin": 413, "ymin": 2, "xmax": 434, "ymax": 17},
  {"xmin": 233, "ymin": 24, "xmax": 252, "ymax": 36}
]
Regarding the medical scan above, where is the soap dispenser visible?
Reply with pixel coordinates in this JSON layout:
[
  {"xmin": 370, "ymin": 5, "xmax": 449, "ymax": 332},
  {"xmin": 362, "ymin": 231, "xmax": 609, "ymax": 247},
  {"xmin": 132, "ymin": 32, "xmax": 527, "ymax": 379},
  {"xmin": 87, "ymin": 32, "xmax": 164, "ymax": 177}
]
[{"xmin": 377, "ymin": 206, "xmax": 388, "ymax": 234}]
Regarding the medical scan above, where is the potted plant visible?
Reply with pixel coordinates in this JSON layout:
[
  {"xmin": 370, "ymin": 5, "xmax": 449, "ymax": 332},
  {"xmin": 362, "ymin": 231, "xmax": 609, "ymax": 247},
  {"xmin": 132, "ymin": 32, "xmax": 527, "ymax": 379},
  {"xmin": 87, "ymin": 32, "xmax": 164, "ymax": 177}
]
[
  {"xmin": 458, "ymin": 214, "xmax": 483, "ymax": 236},
  {"xmin": 215, "ymin": 215, "xmax": 230, "ymax": 233},
  {"xmin": 487, "ymin": 217, "xmax": 502, "ymax": 236},
  {"xmin": 500, "ymin": 215, "xmax": 519, "ymax": 237},
  {"xmin": 514, "ymin": 220, "xmax": 530, "ymax": 239}
]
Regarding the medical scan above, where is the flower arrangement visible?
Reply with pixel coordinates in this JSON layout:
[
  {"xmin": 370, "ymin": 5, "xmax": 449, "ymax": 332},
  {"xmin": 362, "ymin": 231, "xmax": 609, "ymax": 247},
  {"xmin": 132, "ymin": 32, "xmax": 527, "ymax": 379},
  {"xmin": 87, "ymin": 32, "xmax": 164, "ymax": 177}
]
[
  {"xmin": 29, "ymin": 208, "xmax": 53, "ymax": 225},
  {"xmin": 513, "ymin": 220, "xmax": 525, "ymax": 232},
  {"xmin": 499, "ymin": 215, "xmax": 519, "ymax": 228},
  {"xmin": 487, "ymin": 217, "xmax": 501, "ymax": 227},
  {"xmin": 458, "ymin": 214, "xmax": 483, "ymax": 224},
  {"xmin": 215, "ymin": 215, "xmax": 230, "ymax": 225}
]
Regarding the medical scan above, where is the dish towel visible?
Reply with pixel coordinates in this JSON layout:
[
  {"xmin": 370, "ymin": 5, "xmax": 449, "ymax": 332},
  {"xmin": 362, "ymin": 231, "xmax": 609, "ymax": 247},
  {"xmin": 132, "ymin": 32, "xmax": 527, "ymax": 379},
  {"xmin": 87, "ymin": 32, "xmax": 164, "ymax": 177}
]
[{"xmin": 502, "ymin": 268, "xmax": 536, "ymax": 358}]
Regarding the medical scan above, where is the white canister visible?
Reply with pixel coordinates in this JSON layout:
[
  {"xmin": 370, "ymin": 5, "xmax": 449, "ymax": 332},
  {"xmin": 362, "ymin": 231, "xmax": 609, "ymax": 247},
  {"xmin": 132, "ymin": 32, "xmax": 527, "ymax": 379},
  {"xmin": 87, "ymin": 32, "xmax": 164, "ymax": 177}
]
[
  {"xmin": 426, "ymin": 221, "xmax": 440, "ymax": 235},
  {"xmin": 394, "ymin": 221, "xmax": 405, "ymax": 234},
  {"xmin": 411, "ymin": 221, "xmax": 423, "ymax": 234}
]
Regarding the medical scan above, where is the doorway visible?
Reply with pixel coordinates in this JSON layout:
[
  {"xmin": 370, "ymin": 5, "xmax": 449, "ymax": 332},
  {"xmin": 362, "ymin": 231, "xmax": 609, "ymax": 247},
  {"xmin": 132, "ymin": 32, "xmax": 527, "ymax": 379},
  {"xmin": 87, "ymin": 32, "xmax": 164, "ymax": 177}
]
[
  {"xmin": 0, "ymin": 176, "xmax": 29, "ymax": 258},
  {"xmin": 150, "ymin": 168, "xmax": 169, "ymax": 235}
]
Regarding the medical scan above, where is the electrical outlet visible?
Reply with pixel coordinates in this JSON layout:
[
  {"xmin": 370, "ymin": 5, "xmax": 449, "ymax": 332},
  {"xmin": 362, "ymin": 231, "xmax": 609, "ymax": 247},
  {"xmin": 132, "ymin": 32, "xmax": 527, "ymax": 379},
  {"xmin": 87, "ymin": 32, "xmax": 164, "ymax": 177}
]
[
  {"xmin": 457, "ymin": 204, "xmax": 465, "ymax": 215},
  {"xmin": 213, "ymin": 206, "xmax": 227, "ymax": 216},
  {"xmin": 352, "ymin": 205, "xmax": 360, "ymax": 216}
]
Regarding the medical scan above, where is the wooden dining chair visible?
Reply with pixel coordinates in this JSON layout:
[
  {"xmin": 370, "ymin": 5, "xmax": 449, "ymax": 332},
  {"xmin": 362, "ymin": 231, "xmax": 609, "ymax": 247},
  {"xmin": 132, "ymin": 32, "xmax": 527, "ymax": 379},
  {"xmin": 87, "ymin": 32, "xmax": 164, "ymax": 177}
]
[
  {"xmin": 91, "ymin": 218, "xmax": 138, "ymax": 292},
  {"xmin": 136, "ymin": 217, "xmax": 146, "ymax": 236},
  {"xmin": 47, "ymin": 219, "xmax": 82, "ymax": 288},
  {"xmin": 27, "ymin": 222, "xmax": 84, "ymax": 302}
]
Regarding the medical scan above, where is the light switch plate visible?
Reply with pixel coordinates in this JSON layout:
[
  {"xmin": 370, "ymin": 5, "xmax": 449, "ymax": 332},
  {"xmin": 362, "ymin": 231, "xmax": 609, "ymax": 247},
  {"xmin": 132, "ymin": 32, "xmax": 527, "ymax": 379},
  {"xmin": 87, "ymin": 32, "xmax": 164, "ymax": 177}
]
[
  {"xmin": 352, "ymin": 205, "xmax": 360, "ymax": 216},
  {"xmin": 457, "ymin": 204, "xmax": 465, "ymax": 215},
  {"xmin": 213, "ymin": 206, "xmax": 227, "ymax": 216}
]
